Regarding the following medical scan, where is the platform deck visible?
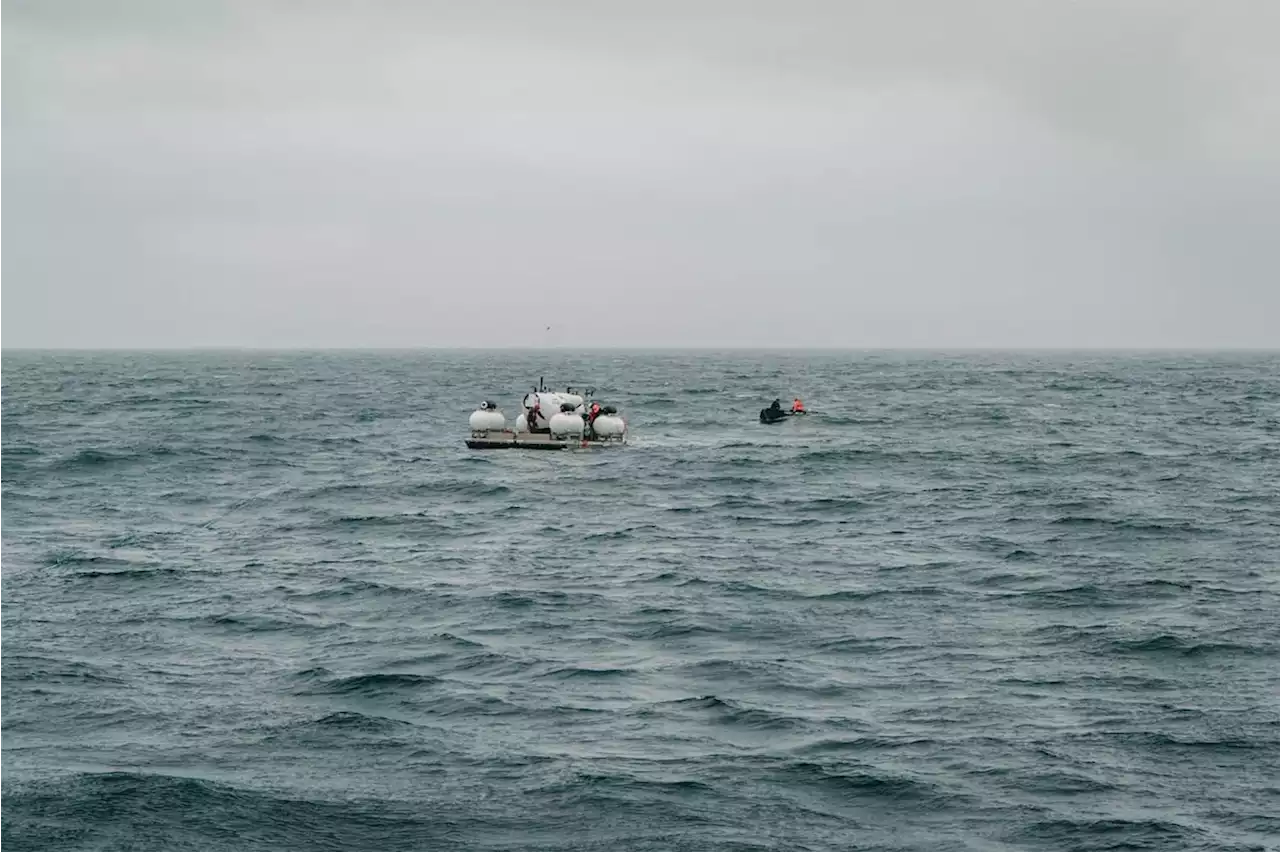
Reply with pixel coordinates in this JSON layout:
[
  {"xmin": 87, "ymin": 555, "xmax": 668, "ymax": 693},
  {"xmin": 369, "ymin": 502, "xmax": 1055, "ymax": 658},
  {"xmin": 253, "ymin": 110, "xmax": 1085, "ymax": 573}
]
[{"xmin": 465, "ymin": 430, "xmax": 620, "ymax": 450}]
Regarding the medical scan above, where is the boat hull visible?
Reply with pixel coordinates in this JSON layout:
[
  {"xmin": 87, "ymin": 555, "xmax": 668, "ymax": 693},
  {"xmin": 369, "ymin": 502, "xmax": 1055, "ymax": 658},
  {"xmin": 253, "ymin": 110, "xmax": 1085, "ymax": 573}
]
[{"xmin": 760, "ymin": 410, "xmax": 807, "ymax": 424}]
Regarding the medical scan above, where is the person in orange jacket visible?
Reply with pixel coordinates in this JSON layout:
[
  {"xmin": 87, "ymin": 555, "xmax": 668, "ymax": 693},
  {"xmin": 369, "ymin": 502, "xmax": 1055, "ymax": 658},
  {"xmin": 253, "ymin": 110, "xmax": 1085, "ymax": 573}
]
[{"xmin": 791, "ymin": 398, "xmax": 806, "ymax": 413}]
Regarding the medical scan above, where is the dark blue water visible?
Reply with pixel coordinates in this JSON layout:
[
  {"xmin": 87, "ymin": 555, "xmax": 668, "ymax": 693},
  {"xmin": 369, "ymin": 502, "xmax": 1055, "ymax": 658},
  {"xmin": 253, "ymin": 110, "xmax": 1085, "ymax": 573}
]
[{"xmin": 3, "ymin": 351, "xmax": 1279, "ymax": 851}]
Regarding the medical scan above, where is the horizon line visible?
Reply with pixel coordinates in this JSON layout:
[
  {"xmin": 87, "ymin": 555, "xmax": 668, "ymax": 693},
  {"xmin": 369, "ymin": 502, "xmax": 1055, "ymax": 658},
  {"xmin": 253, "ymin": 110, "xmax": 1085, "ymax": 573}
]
[{"xmin": 3, "ymin": 345, "xmax": 1278, "ymax": 354}]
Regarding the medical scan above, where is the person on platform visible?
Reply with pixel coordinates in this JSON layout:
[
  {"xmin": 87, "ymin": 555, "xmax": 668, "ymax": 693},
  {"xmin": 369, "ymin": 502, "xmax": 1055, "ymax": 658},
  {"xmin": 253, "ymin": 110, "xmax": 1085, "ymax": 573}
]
[{"xmin": 586, "ymin": 401, "xmax": 602, "ymax": 437}]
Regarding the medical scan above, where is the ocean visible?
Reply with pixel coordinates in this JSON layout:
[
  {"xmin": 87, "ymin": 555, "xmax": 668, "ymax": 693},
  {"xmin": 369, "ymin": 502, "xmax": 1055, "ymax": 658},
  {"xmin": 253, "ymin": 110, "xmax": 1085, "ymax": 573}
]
[{"xmin": 2, "ymin": 350, "xmax": 1278, "ymax": 851}]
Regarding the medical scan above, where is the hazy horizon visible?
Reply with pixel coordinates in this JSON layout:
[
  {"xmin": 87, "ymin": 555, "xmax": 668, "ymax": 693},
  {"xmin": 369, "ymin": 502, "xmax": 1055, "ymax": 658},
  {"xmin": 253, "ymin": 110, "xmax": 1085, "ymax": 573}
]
[
  {"xmin": 5, "ymin": 345, "xmax": 1277, "ymax": 355},
  {"xmin": 5, "ymin": 1, "xmax": 1279, "ymax": 349}
]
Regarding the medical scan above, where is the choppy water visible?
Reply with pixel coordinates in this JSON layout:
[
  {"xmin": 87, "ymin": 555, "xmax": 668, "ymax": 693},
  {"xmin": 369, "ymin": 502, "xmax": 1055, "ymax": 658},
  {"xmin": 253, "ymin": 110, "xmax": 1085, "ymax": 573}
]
[{"xmin": 3, "ymin": 350, "xmax": 1279, "ymax": 851}]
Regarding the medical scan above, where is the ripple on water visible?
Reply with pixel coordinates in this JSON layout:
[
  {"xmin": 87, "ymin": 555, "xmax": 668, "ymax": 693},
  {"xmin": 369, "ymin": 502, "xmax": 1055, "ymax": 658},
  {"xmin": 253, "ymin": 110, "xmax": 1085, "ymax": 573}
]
[{"xmin": 3, "ymin": 351, "xmax": 1278, "ymax": 852}]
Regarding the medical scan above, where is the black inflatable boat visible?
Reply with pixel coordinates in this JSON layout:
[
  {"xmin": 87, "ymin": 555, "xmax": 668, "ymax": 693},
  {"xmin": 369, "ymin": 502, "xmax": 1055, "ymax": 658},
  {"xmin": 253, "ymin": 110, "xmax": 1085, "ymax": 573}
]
[{"xmin": 760, "ymin": 407, "xmax": 807, "ymax": 424}]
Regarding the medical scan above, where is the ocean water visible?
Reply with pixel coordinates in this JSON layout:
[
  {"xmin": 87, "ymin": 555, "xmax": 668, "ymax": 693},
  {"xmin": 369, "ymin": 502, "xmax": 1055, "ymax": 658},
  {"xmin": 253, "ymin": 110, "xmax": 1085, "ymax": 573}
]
[{"xmin": 2, "ymin": 350, "xmax": 1279, "ymax": 852}]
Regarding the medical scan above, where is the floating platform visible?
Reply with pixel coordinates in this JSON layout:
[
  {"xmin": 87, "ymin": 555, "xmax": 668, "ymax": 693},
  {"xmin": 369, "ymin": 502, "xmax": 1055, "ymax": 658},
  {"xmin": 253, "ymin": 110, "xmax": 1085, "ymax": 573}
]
[{"xmin": 465, "ymin": 430, "xmax": 623, "ymax": 451}]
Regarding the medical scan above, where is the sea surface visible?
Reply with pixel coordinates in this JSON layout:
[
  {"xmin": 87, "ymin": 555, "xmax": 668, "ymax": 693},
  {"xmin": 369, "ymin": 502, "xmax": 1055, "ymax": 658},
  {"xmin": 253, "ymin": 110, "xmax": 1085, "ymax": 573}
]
[{"xmin": 3, "ymin": 350, "xmax": 1279, "ymax": 852}]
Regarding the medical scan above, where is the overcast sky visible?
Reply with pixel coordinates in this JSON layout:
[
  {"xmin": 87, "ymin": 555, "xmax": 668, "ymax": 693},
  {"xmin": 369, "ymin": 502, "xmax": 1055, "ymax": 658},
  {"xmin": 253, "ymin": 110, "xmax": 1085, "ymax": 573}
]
[{"xmin": 4, "ymin": 0, "xmax": 1278, "ymax": 348}]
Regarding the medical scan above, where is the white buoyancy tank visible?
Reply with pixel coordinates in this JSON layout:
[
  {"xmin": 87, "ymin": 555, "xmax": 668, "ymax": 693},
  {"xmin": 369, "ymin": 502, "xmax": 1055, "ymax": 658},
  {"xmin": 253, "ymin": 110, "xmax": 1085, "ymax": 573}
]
[
  {"xmin": 469, "ymin": 409, "xmax": 506, "ymax": 432},
  {"xmin": 549, "ymin": 412, "xmax": 585, "ymax": 437},
  {"xmin": 591, "ymin": 414, "xmax": 626, "ymax": 438}
]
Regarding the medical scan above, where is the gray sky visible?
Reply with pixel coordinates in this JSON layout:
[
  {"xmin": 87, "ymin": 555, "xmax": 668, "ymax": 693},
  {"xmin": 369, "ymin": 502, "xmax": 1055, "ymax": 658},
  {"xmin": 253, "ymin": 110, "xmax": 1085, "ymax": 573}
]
[{"xmin": 4, "ymin": 0, "xmax": 1278, "ymax": 348}]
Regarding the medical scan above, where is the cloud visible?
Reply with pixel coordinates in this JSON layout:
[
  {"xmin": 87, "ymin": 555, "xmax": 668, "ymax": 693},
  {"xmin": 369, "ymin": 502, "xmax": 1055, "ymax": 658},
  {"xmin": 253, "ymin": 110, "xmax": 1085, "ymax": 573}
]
[
  {"xmin": 3, "ymin": 0, "xmax": 1278, "ymax": 347},
  {"xmin": 7, "ymin": 1, "xmax": 1276, "ymax": 155}
]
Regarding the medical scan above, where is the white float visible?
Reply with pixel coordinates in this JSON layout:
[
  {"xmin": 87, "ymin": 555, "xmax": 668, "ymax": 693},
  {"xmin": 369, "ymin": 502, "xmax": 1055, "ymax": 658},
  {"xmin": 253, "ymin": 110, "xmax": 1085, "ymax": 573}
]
[
  {"xmin": 591, "ymin": 414, "xmax": 626, "ymax": 438},
  {"xmin": 468, "ymin": 408, "xmax": 506, "ymax": 432},
  {"xmin": 549, "ymin": 412, "xmax": 585, "ymax": 437}
]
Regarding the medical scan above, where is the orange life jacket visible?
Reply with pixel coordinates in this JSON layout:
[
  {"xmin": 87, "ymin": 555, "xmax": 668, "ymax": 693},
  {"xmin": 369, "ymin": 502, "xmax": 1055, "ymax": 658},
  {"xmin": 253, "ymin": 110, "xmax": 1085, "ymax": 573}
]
[{"xmin": 792, "ymin": 399, "xmax": 805, "ymax": 412}]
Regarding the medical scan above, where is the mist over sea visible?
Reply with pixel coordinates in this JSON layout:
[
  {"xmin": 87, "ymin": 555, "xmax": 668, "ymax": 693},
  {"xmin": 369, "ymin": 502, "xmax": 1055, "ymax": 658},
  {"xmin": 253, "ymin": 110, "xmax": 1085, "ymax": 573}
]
[{"xmin": 3, "ymin": 350, "xmax": 1278, "ymax": 851}]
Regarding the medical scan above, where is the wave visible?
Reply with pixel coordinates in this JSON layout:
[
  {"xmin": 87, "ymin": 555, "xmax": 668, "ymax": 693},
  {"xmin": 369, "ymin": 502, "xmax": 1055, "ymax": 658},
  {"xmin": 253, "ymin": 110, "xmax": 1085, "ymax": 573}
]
[
  {"xmin": 74, "ymin": 567, "xmax": 180, "ymax": 581},
  {"xmin": 0, "ymin": 445, "xmax": 42, "ymax": 478},
  {"xmin": 815, "ymin": 635, "xmax": 908, "ymax": 654},
  {"xmin": 42, "ymin": 552, "xmax": 144, "ymax": 569},
  {"xmin": 635, "ymin": 621, "xmax": 725, "ymax": 639},
  {"xmin": 674, "ymin": 577, "xmax": 773, "ymax": 595},
  {"xmin": 1, "ymin": 772, "xmax": 444, "ymax": 850},
  {"xmin": 186, "ymin": 613, "xmax": 333, "ymax": 635},
  {"xmin": 2, "ymin": 656, "xmax": 125, "ymax": 686},
  {"xmin": 994, "ymin": 584, "xmax": 1132, "ymax": 610},
  {"xmin": 51, "ymin": 444, "xmax": 187, "ymax": 471},
  {"xmin": 1049, "ymin": 515, "xmax": 1213, "ymax": 535},
  {"xmin": 1105, "ymin": 731, "xmax": 1271, "ymax": 750},
  {"xmin": 52, "ymin": 448, "xmax": 132, "ymax": 468},
  {"xmin": 639, "ymin": 570, "xmax": 682, "ymax": 583},
  {"xmin": 441, "ymin": 651, "xmax": 532, "ymax": 678},
  {"xmin": 998, "ymin": 674, "xmax": 1174, "ymax": 691},
  {"xmin": 791, "ymin": 736, "xmax": 939, "ymax": 754},
  {"xmin": 297, "ymin": 672, "xmax": 443, "ymax": 697},
  {"xmin": 797, "ymin": 446, "xmax": 969, "ymax": 465},
  {"xmin": 689, "ymin": 475, "xmax": 769, "ymax": 490},
  {"xmin": 532, "ymin": 771, "xmax": 715, "ymax": 798},
  {"xmin": 779, "ymin": 496, "xmax": 868, "ymax": 513},
  {"xmin": 679, "ymin": 658, "xmax": 790, "ymax": 678},
  {"xmin": 327, "ymin": 514, "xmax": 457, "ymax": 533},
  {"xmin": 1111, "ymin": 634, "xmax": 1268, "ymax": 658},
  {"xmin": 1125, "ymin": 578, "xmax": 1194, "ymax": 593},
  {"xmin": 287, "ymin": 578, "xmax": 420, "ymax": 602},
  {"xmin": 644, "ymin": 695, "xmax": 805, "ymax": 730},
  {"xmin": 431, "ymin": 631, "xmax": 485, "ymax": 649},
  {"xmin": 805, "ymin": 586, "xmax": 944, "ymax": 602},
  {"xmin": 583, "ymin": 525, "xmax": 661, "ymax": 542},
  {"xmin": 538, "ymin": 665, "xmax": 636, "ymax": 681},
  {"xmin": 406, "ymin": 481, "xmax": 513, "ymax": 499},
  {"xmin": 483, "ymin": 589, "xmax": 604, "ymax": 609},
  {"xmin": 298, "ymin": 710, "xmax": 416, "ymax": 733},
  {"xmin": 1017, "ymin": 816, "xmax": 1205, "ymax": 847},
  {"xmin": 770, "ymin": 760, "xmax": 938, "ymax": 801}
]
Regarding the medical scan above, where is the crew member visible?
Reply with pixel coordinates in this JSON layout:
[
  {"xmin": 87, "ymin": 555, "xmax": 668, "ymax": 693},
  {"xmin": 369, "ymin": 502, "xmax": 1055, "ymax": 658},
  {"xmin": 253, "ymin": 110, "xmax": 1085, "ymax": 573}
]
[
  {"xmin": 791, "ymin": 398, "xmax": 805, "ymax": 413},
  {"xmin": 586, "ymin": 402, "xmax": 602, "ymax": 437}
]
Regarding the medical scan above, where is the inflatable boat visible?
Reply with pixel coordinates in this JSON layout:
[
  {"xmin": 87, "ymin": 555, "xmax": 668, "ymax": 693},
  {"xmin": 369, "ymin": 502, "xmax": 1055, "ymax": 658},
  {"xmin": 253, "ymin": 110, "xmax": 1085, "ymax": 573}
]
[{"xmin": 760, "ymin": 398, "xmax": 808, "ymax": 424}]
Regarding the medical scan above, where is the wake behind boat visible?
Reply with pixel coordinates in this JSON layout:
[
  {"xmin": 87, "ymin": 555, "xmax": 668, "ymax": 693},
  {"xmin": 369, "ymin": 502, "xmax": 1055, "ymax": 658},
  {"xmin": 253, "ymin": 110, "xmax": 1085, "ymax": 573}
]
[{"xmin": 466, "ymin": 379, "xmax": 627, "ymax": 450}]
